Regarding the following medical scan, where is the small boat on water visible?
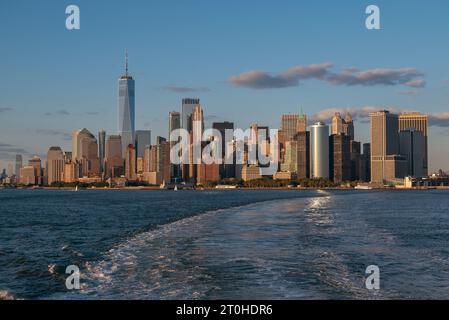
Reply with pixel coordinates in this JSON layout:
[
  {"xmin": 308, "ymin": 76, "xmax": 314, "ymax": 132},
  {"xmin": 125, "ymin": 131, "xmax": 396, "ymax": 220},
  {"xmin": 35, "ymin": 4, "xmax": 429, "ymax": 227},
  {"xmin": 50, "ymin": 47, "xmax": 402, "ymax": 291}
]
[{"xmin": 174, "ymin": 185, "xmax": 178, "ymax": 191}]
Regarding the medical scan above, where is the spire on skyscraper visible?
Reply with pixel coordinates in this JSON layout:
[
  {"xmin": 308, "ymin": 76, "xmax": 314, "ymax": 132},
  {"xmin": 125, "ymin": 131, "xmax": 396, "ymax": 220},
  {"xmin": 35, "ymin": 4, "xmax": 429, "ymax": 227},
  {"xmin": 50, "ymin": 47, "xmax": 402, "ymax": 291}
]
[{"xmin": 125, "ymin": 49, "xmax": 128, "ymax": 77}]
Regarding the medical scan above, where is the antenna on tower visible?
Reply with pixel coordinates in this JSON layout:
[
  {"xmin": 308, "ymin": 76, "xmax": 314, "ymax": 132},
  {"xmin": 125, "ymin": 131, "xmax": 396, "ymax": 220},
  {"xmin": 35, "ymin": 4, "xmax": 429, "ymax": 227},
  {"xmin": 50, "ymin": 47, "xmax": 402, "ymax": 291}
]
[{"xmin": 125, "ymin": 49, "xmax": 128, "ymax": 77}]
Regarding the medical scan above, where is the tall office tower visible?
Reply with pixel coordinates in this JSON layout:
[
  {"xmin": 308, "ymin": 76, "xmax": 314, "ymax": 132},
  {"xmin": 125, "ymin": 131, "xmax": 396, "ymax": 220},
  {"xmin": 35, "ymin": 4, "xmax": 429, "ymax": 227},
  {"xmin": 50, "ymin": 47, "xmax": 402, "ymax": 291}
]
[
  {"xmin": 330, "ymin": 134, "xmax": 351, "ymax": 183},
  {"xmin": 298, "ymin": 110, "xmax": 307, "ymax": 133},
  {"xmin": 98, "ymin": 130, "xmax": 106, "ymax": 173},
  {"xmin": 78, "ymin": 129, "xmax": 100, "ymax": 177},
  {"xmin": 135, "ymin": 130, "xmax": 151, "ymax": 158},
  {"xmin": 125, "ymin": 144, "xmax": 137, "ymax": 180},
  {"xmin": 169, "ymin": 111, "xmax": 181, "ymax": 138},
  {"xmin": 72, "ymin": 128, "xmax": 95, "ymax": 160},
  {"xmin": 28, "ymin": 156, "xmax": 43, "ymax": 185},
  {"xmin": 350, "ymin": 140, "xmax": 361, "ymax": 180},
  {"xmin": 296, "ymin": 131, "xmax": 310, "ymax": 179},
  {"xmin": 20, "ymin": 166, "xmax": 36, "ymax": 185},
  {"xmin": 248, "ymin": 123, "xmax": 270, "ymax": 167},
  {"xmin": 213, "ymin": 121, "xmax": 235, "ymax": 179},
  {"xmin": 157, "ymin": 140, "xmax": 171, "ymax": 183},
  {"xmin": 331, "ymin": 112, "xmax": 344, "ymax": 135},
  {"xmin": 280, "ymin": 141, "xmax": 299, "ymax": 173},
  {"xmin": 15, "ymin": 154, "xmax": 22, "ymax": 178},
  {"xmin": 281, "ymin": 114, "xmax": 301, "ymax": 141},
  {"xmin": 370, "ymin": 110, "xmax": 407, "ymax": 183},
  {"xmin": 187, "ymin": 105, "xmax": 204, "ymax": 173},
  {"xmin": 343, "ymin": 112, "xmax": 355, "ymax": 140},
  {"xmin": 192, "ymin": 105, "xmax": 204, "ymax": 135},
  {"xmin": 47, "ymin": 146, "xmax": 65, "ymax": 185},
  {"xmin": 310, "ymin": 122, "xmax": 329, "ymax": 179},
  {"xmin": 105, "ymin": 135, "xmax": 124, "ymax": 178},
  {"xmin": 362, "ymin": 143, "xmax": 371, "ymax": 182},
  {"xmin": 144, "ymin": 145, "xmax": 158, "ymax": 173},
  {"xmin": 182, "ymin": 98, "xmax": 200, "ymax": 132},
  {"xmin": 277, "ymin": 129, "xmax": 286, "ymax": 165},
  {"xmin": 118, "ymin": 50, "xmax": 135, "ymax": 157},
  {"xmin": 399, "ymin": 129, "xmax": 426, "ymax": 177},
  {"xmin": 169, "ymin": 112, "xmax": 181, "ymax": 180},
  {"xmin": 399, "ymin": 112, "xmax": 428, "ymax": 176}
]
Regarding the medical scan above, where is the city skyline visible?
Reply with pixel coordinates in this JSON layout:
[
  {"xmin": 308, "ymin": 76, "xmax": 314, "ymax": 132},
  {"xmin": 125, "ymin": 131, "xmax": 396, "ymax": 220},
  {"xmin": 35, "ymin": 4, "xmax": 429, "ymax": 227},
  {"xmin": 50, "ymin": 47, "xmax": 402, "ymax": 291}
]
[{"xmin": 1, "ymin": 1, "xmax": 449, "ymax": 172}]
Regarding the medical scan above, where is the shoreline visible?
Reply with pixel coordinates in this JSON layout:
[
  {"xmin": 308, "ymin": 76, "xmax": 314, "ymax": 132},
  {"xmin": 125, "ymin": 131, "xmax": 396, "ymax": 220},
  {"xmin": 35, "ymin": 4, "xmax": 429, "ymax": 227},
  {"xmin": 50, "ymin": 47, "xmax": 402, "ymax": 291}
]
[{"xmin": 2, "ymin": 186, "xmax": 449, "ymax": 191}]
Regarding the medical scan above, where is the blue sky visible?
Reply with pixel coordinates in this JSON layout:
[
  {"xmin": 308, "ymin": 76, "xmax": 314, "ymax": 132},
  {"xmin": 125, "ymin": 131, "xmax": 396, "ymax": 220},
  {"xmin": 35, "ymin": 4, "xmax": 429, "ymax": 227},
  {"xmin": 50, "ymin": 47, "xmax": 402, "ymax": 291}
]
[{"xmin": 1, "ymin": 0, "xmax": 449, "ymax": 171}]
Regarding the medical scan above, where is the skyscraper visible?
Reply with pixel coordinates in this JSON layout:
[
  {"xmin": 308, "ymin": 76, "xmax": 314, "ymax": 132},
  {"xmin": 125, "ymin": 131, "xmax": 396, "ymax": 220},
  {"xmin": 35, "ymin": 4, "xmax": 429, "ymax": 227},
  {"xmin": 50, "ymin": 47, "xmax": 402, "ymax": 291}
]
[
  {"xmin": 74, "ymin": 128, "xmax": 100, "ymax": 177},
  {"xmin": 399, "ymin": 112, "xmax": 428, "ymax": 176},
  {"xmin": 310, "ymin": 122, "xmax": 329, "ymax": 179},
  {"xmin": 125, "ymin": 144, "xmax": 137, "ymax": 180},
  {"xmin": 298, "ymin": 110, "xmax": 307, "ymax": 133},
  {"xmin": 72, "ymin": 128, "xmax": 96, "ymax": 161},
  {"xmin": 296, "ymin": 131, "xmax": 310, "ymax": 179},
  {"xmin": 98, "ymin": 130, "xmax": 106, "ymax": 173},
  {"xmin": 330, "ymin": 134, "xmax": 351, "ymax": 183},
  {"xmin": 105, "ymin": 135, "xmax": 124, "ymax": 178},
  {"xmin": 47, "ymin": 146, "xmax": 65, "ymax": 185},
  {"xmin": 28, "ymin": 156, "xmax": 43, "ymax": 185},
  {"xmin": 169, "ymin": 112, "xmax": 181, "ymax": 180},
  {"xmin": 331, "ymin": 112, "xmax": 354, "ymax": 140},
  {"xmin": 331, "ymin": 112, "xmax": 344, "ymax": 135},
  {"xmin": 135, "ymin": 130, "xmax": 151, "ymax": 158},
  {"xmin": 370, "ymin": 110, "xmax": 407, "ymax": 183},
  {"xmin": 182, "ymin": 98, "xmax": 200, "ymax": 132},
  {"xmin": 15, "ymin": 154, "xmax": 22, "ymax": 177},
  {"xmin": 399, "ymin": 129, "xmax": 426, "ymax": 177},
  {"xmin": 213, "ymin": 121, "xmax": 235, "ymax": 179},
  {"xmin": 281, "ymin": 114, "xmax": 301, "ymax": 141},
  {"xmin": 343, "ymin": 112, "xmax": 355, "ymax": 140},
  {"xmin": 169, "ymin": 111, "xmax": 181, "ymax": 139},
  {"xmin": 118, "ymin": 50, "xmax": 135, "ymax": 157}
]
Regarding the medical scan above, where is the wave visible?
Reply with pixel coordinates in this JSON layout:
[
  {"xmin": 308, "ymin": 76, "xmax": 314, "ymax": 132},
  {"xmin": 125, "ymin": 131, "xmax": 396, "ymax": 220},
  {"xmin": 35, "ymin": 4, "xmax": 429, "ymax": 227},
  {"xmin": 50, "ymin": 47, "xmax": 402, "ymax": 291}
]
[{"xmin": 0, "ymin": 290, "xmax": 16, "ymax": 300}]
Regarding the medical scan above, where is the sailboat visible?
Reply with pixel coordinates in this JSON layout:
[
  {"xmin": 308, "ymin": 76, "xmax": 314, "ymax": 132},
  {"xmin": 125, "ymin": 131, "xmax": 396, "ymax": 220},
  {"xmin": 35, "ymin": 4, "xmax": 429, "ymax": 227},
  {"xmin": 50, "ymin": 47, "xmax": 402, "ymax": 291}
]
[
  {"xmin": 174, "ymin": 185, "xmax": 178, "ymax": 191},
  {"xmin": 75, "ymin": 185, "xmax": 78, "ymax": 192}
]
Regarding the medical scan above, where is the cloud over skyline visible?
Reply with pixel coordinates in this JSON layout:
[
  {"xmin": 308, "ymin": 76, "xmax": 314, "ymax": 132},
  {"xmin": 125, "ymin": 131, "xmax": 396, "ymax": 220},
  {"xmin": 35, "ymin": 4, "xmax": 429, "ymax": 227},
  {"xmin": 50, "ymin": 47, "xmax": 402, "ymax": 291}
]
[
  {"xmin": 310, "ymin": 106, "xmax": 449, "ymax": 128},
  {"xmin": 229, "ymin": 63, "xmax": 426, "ymax": 89}
]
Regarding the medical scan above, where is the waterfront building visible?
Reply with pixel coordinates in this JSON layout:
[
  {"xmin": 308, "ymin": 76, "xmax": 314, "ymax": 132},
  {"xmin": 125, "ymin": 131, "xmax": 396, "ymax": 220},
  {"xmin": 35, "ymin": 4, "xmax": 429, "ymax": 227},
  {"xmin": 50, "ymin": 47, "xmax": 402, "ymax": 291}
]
[
  {"xmin": 125, "ymin": 144, "xmax": 137, "ymax": 180},
  {"xmin": 169, "ymin": 111, "xmax": 181, "ymax": 180},
  {"xmin": 196, "ymin": 163, "xmax": 220, "ymax": 185},
  {"xmin": 19, "ymin": 166, "xmax": 36, "ymax": 185},
  {"xmin": 105, "ymin": 135, "xmax": 124, "ymax": 178},
  {"xmin": 399, "ymin": 129, "xmax": 426, "ymax": 177},
  {"xmin": 28, "ymin": 156, "xmax": 43, "ymax": 185},
  {"xmin": 241, "ymin": 165, "xmax": 262, "ymax": 181},
  {"xmin": 296, "ymin": 131, "xmax": 310, "ymax": 179},
  {"xmin": 212, "ymin": 121, "xmax": 235, "ymax": 179},
  {"xmin": 63, "ymin": 161, "xmax": 78, "ymax": 183},
  {"xmin": 273, "ymin": 171, "xmax": 297, "ymax": 180},
  {"xmin": 98, "ymin": 130, "xmax": 106, "ymax": 173},
  {"xmin": 330, "ymin": 134, "xmax": 351, "ymax": 183},
  {"xmin": 15, "ymin": 154, "xmax": 22, "ymax": 179},
  {"xmin": 399, "ymin": 112, "xmax": 428, "ymax": 176},
  {"xmin": 370, "ymin": 110, "xmax": 405, "ymax": 183},
  {"xmin": 310, "ymin": 122, "xmax": 329, "ymax": 179},
  {"xmin": 47, "ymin": 146, "xmax": 65, "ymax": 185}
]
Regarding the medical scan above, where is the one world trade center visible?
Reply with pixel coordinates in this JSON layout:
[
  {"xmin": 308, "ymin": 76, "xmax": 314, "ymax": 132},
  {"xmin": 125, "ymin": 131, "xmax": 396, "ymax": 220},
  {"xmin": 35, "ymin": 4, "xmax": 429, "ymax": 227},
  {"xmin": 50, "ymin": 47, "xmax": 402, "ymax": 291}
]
[{"xmin": 118, "ymin": 50, "xmax": 135, "ymax": 157}]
